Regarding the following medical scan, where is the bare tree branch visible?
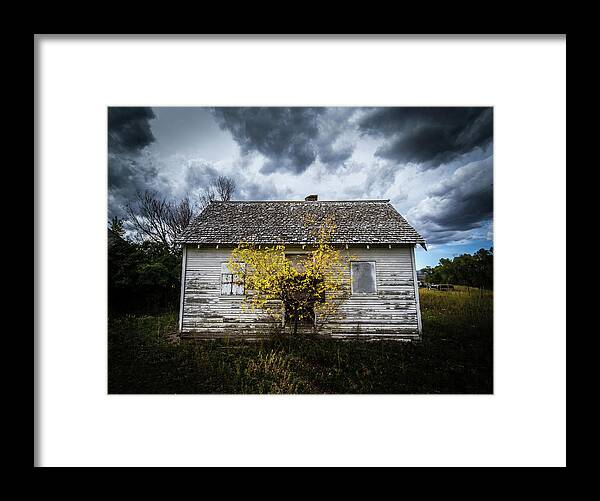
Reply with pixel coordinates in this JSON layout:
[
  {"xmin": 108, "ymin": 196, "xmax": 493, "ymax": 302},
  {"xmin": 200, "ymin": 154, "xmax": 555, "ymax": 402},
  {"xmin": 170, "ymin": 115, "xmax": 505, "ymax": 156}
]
[
  {"xmin": 199, "ymin": 175, "xmax": 237, "ymax": 210},
  {"xmin": 168, "ymin": 196, "xmax": 196, "ymax": 237},
  {"xmin": 199, "ymin": 185, "xmax": 216, "ymax": 210},
  {"xmin": 214, "ymin": 175, "xmax": 236, "ymax": 201},
  {"xmin": 123, "ymin": 176, "xmax": 236, "ymax": 250},
  {"xmin": 125, "ymin": 191, "xmax": 198, "ymax": 250}
]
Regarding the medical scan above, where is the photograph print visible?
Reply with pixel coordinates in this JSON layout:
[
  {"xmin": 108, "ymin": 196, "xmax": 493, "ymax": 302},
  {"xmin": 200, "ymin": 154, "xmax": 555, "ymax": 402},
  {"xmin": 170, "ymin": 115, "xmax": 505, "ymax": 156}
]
[{"xmin": 108, "ymin": 106, "xmax": 493, "ymax": 394}]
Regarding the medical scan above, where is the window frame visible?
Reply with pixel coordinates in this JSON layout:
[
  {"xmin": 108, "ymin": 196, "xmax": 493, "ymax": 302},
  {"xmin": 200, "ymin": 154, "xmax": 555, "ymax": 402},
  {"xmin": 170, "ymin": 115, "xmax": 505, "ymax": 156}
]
[
  {"xmin": 220, "ymin": 262, "xmax": 245, "ymax": 296},
  {"xmin": 350, "ymin": 260, "xmax": 378, "ymax": 295}
]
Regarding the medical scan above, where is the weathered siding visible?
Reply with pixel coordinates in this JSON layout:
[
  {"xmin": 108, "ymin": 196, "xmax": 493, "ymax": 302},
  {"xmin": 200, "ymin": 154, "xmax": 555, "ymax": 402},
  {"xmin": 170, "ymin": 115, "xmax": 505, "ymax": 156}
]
[
  {"xmin": 180, "ymin": 245, "xmax": 421, "ymax": 340},
  {"xmin": 180, "ymin": 246, "xmax": 277, "ymax": 338},
  {"xmin": 322, "ymin": 247, "xmax": 420, "ymax": 340}
]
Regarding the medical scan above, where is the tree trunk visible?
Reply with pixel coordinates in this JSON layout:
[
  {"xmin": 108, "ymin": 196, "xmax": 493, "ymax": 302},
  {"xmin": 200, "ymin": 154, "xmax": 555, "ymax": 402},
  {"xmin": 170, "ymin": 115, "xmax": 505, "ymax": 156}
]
[{"xmin": 293, "ymin": 309, "xmax": 299, "ymax": 336}]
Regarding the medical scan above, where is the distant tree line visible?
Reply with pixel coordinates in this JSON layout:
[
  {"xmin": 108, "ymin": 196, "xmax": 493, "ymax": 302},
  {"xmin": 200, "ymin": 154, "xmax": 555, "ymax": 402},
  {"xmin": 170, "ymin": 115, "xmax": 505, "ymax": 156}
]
[
  {"xmin": 108, "ymin": 176, "xmax": 236, "ymax": 314},
  {"xmin": 421, "ymin": 247, "xmax": 493, "ymax": 290}
]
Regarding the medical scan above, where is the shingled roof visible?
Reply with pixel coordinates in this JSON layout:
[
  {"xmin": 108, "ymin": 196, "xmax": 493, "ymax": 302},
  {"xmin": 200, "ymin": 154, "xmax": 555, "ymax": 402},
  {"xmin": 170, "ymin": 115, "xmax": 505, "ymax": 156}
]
[{"xmin": 177, "ymin": 200, "xmax": 426, "ymax": 248}]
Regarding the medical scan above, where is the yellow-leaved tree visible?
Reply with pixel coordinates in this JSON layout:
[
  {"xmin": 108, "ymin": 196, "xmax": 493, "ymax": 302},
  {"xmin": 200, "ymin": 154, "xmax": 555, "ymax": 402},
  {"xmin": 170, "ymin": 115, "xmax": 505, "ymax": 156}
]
[{"xmin": 227, "ymin": 217, "xmax": 352, "ymax": 335}]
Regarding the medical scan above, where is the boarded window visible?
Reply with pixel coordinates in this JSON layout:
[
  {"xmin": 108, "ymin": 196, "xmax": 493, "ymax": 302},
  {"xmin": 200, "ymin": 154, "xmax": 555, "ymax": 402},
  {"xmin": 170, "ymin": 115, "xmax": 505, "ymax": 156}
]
[
  {"xmin": 351, "ymin": 261, "xmax": 377, "ymax": 294},
  {"xmin": 221, "ymin": 262, "xmax": 245, "ymax": 295}
]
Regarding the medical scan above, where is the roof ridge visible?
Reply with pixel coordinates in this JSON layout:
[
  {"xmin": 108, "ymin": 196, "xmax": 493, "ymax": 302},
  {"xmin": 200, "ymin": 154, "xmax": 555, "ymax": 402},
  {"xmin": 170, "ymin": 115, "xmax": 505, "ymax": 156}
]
[{"xmin": 211, "ymin": 199, "xmax": 391, "ymax": 203}]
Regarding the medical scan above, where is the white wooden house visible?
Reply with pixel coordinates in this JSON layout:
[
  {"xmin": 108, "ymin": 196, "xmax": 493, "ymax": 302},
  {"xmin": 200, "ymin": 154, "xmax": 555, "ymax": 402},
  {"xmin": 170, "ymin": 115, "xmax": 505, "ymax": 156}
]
[{"xmin": 176, "ymin": 196, "xmax": 426, "ymax": 340}]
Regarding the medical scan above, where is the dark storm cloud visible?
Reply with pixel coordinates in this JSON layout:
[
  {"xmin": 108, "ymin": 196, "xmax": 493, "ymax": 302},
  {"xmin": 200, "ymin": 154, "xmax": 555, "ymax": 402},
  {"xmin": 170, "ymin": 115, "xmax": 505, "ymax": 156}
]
[
  {"xmin": 108, "ymin": 154, "xmax": 160, "ymax": 217},
  {"xmin": 407, "ymin": 156, "xmax": 493, "ymax": 244},
  {"xmin": 211, "ymin": 107, "xmax": 355, "ymax": 174},
  {"xmin": 108, "ymin": 107, "xmax": 157, "ymax": 217},
  {"xmin": 317, "ymin": 144, "xmax": 354, "ymax": 165},
  {"xmin": 108, "ymin": 107, "xmax": 156, "ymax": 154},
  {"xmin": 106, "ymin": 106, "xmax": 494, "ymax": 251},
  {"xmin": 359, "ymin": 107, "xmax": 493, "ymax": 169}
]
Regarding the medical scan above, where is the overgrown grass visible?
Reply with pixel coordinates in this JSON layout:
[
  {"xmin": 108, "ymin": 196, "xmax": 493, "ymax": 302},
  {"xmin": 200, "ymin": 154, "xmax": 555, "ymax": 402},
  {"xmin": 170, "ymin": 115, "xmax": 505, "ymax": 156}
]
[{"xmin": 108, "ymin": 287, "xmax": 493, "ymax": 394}]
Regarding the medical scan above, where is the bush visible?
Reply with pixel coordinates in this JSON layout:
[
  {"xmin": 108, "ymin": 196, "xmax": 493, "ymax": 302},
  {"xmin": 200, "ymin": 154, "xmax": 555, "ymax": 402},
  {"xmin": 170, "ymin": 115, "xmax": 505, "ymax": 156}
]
[{"xmin": 108, "ymin": 237, "xmax": 181, "ymax": 315}]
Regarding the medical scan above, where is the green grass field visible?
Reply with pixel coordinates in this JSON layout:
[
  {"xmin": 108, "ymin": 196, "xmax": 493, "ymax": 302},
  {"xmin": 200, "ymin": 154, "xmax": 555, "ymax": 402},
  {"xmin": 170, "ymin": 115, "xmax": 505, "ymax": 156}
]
[{"xmin": 108, "ymin": 286, "xmax": 493, "ymax": 394}]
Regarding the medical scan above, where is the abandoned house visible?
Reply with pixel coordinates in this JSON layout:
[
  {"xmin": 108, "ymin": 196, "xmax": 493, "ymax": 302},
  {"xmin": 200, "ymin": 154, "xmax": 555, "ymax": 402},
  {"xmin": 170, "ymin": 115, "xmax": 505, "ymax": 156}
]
[{"xmin": 176, "ymin": 196, "xmax": 427, "ymax": 340}]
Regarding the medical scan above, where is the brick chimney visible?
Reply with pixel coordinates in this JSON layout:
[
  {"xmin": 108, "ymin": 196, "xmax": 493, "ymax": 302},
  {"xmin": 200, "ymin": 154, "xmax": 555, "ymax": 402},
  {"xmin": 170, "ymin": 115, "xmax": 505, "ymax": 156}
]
[{"xmin": 305, "ymin": 194, "xmax": 318, "ymax": 201}]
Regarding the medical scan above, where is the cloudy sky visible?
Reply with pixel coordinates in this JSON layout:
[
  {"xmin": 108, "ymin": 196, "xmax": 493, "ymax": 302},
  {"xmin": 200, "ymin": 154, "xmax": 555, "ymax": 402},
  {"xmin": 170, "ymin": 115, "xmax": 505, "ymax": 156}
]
[{"xmin": 108, "ymin": 107, "xmax": 493, "ymax": 268}]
